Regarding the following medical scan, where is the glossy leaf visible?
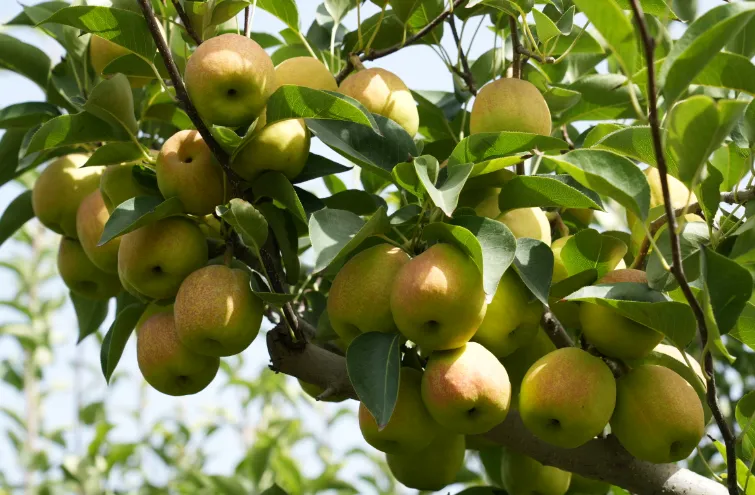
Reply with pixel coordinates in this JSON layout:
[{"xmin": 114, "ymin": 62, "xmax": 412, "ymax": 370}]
[
  {"xmin": 100, "ymin": 302, "xmax": 146, "ymax": 383},
  {"xmin": 292, "ymin": 154, "xmax": 352, "ymax": 184},
  {"xmin": 0, "ymin": 102, "xmax": 60, "ymax": 129},
  {"xmin": 100, "ymin": 196, "xmax": 184, "ymax": 245},
  {"xmin": 217, "ymin": 199, "xmax": 269, "ymax": 258},
  {"xmin": 257, "ymin": 204, "xmax": 300, "ymax": 286},
  {"xmin": 498, "ymin": 175, "xmax": 603, "ymax": 212},
  {"xmin": 84, "ymin": 74, "xmax": 139, "ymax": 135},
  {"xmin": 572, "ymin": 0, "xmax": 639, "ymax": 75},
  {"xmin": 71, "ymin": 292, "xmax": 109, "ymax": 344},
  {"xmin": 26, "ymin": 112, "xmax": 130, "ymax": 154},
  {"xmin": 700, "ymin": 246, "xmax": 752, "ymax": 335},
  {"xmin": 646, "ymin": 221, "xmax": 709, "ymax": 291},
  {"xmin": 446, "ymin": 132, "xmax": 568, "ymax": 168},
  {"xmin": 252, "ymin": 172, "xmax": 307, "ymax": 225},
  {"xmin": 513, "ymin": 238, "xmax": 554, "ymax": 306},
  {"xmin": 559, "ymin": 75, "xmax": 640, "ymax": 125},
  {"xmin": 560, "ymin": 229, "xmax": 627, "ymax": 280},
  {"xmin": 0, "ymin": 191, "xmax": 34, "ymax": 249},
  {"xmin": 0, "ymin": 33, "xmax": 51, "ymax": 89},
  {"xmin": 415, "ymin": 156, "xmax": 473, "ymax": 217},
  {"xmin": 85, "ymin": 142, "xmax": 145, "ymax": 167}
]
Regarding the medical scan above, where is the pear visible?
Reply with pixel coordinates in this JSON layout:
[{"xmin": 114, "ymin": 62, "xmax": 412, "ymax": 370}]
[
  {"xmin": 58, "ymin": 238, "xmax": 121, "ymax": 299},
  {"xmin": 298, "ymin": 380, "xmax": 349, "ymax": 403},
  {"xmin": 174, "ymin": 264, "xmax": 264, "ymax": 357},
  {"xmin": 100, "ymin": 162, "xmax": 159, "ymax": 212},
  {"xmin": 76, "ymin": 190, "xmax": 119, "ymax": 274},
  {"xmin": 519, "ymin": 348, "xmax": 616, "ymax": 449},
  {"xmin": 501, "ymin": 328, "xmax": 556, "ymax": 398},
  {"xmin": 118, "ymin": 217, "xmax": 208, "ymax": 300},
  {"xmin": 458, "ymin": 186, "xmax": 502, "ymax": 218},
  {"xmin": 568, "ymin": 474, "xmax": 610, "ymax": 494},
  {"xmin": 551, "ymin": 235, "xmax": 571, "ymax": 284},
  {"xmin": 627, "ymin": 168, "xmax": 696, "ymax": 231},
  {"xmin": 386, "ymin": 433, "xmax": 465, "ymax": 491},
  {"xmin": 597, "ymin": 268, "xmax": 647, "ymax": 285},
  {"xmin": 274, "ymin": 56, "xmax": 338, "ymax": 91},
  {"xmin": 391, "ymin": 244, "xmax": 486, "ymax": 351},
  {"xmin": 473, "ymin": 269, "xmax": 542, "ymax": 357},
  {"xmin": 611, "ymin": 365, "xmax": 704, "ymax": 463},
  {"xmin": 359, "ymin": 367, "xmax": 440, "ymax": 453},
  {"xmin": 184, "ymin": 33, "xmax": 275, "ymax": 127},
  {"xmin": 339, "ymin": 68, "xmax": 419, "ymax": 136},
  {"xmin": 90, "ymin": 35, "xmax": 152, "ymax": 88},
  {"xmin": 501, "ymin": 449, "xmax": 571, "ymax": 495},
  {"xmin": 32, "ymin": 154, "xmax": 103, "ymax": 239},
  {"xmin": 471, "ymin": 78, "xmax": 552, "ymax": 136},
  {"xmin": 327, "ymin": 243, "xmax": 410, "ymax": 344},
  {"xmin": 422, "ymin": 342, "xmax": 511, "ymax": 435},
  {"xmin": 137, "ymin": 311, "xmax": 220, "ymax": 396},
  {"xmin": 497, "ymin": 207, "xmax": 552, "ymax": 244},
  {"xmin": 231, "ymin": 118, "xmax": 311, "ymax": 181},
  {"xmin": 579, "ymin": 303, "xmax": 663, "ymax": 360}
]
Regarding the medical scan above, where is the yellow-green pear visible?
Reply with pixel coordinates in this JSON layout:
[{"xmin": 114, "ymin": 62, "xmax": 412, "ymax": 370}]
[
  {"xmin": 471, "ymin": 78, "xmax": 552, "ymax": 136},
  {"xmin": 231, "ymin": 118, "xmax": 311, "ymax": 181},
  {"xmin": 339, "ymin": 68, "xmax": 419, "ymax": 136},
  {"xmin": 58, "ymin": 238, "xmax": 121, "ymax": 300},
  {"xmin": 359, "ymin": 368, "xmax": 440, "ymax": 453},
  {"xmin": 298, "ymin": 380, "xmax": 349, "ymax": 403},
  {"xmin": 90, "ymin": 35, "xmax": 153, "ymax": 88},
  {"xmin": 473, "ymin": 270, "xmax": 542, "ymax": 357},
  {"xmin": 100, "ymin": 162, "xmax": 159, "ymax": 212},
  {"xmin": 563, "ymin": 208, "xmax": 594, "ymax": 228},
  {"xmin": 597, "ymin": 268, "xmax": 647, "ymax": 285},
  {"xmin": 627, "ymin": 168, "xmax": 696, "ymax": 231},
  {"xmin": 458, "ymin": 186, "xmax": 502, "ymax": 218},
  {"xmin": 174, "ymin": 265, "xmax": 264, "ymax": 357},
  {"xmin": 551, "ymin": 235, "xmax": 571, "ymax": 284},
  {"xmin": 184, "ymin": 33, "xmax": 275, "ymax": 127},
  {"xmin": 567, "ymin": 474, "xmax": 610, "ymax": 495},
  {"xmin": 501, "ymin": 328, "xmax": 556, "ymax": 398},
  {"xmin": 501, "ymin": 449, "xmax": 571, "ymax": 495},
  {"xmin": 611, "ymin": 365, "xmax": 704, "ymax": 463},
  {"xmin": 157, "ymin": 130, "xmax": 225, "ymax": 215},
  {"xmin": 386, "ymin": 433, "xmax": 465, "ymax": 491},
  {"xmin": 76, "ymin": 190, "xmax": 119, "ymax": 274},
  {"xmin": 519, "ymin": 348, "xmax": 616, "ymax": 448},
  {"xmin": 32, "ymin": 154, "xmax": 103, "ymax": 239},
  {"xmin": 274, "ymin": 56, "xmax": 338, "ymax": 91},
  {"xmin": 579, "ymin": 303, "xmax": 663, "ymax": 361},
  {"xmin": 497, "ymin": 207, "xmax": 552, "ymax": 244},
  {"xmin": 327, "ymin": 244, "xmax": 410, "ymax": 344},
  {"xmin": 422, "ymin": 342, "xmax": 511, "ymax": 435},
  {"xmin": 391, "ymin": 244, "xmax": 486, "ymax": 351},
  {"xmin": 118, "ymin": 217, "xmax": 208, "ymax": 300},
  {"xmin": 137, "ymin": 311, "xmax": 220, "ymax": 396}
]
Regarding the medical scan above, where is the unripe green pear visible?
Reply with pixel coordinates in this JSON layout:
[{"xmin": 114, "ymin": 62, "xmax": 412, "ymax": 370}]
[
  {"xmin": 90, "ymin": 35, "xmax": 153, "ymax": 88},
  {"xmin": 473, "ymin": 270, "xmax": 542, "ymax": 357},
  {"xmin": 100, "ymin": 163, "xmax": 159, "ymax": 212},
  {"xmin": 611, "ymin": 365, "xmax": 704, "ymax": 463},
  {"xmin": 327, "ymin": 243, "xmax": 410, "ymax": 344},
  {"xmin": 32, "ymin": 154, "xmax": 103, "ymax": 239},
  {"xmin": 137, "ymin": 311, "xmax": 219, "ymax": 396},
  {"xmin": 471, "ymin": 78, "xmax": 552, "ymax": 136},
  {"xmin": 386, "ymin": 433, "xmax": 465, "ymax": 491},
  {"xmin": 497, "ymin": 207, "xmax": 552, "ymax": 244},
  {"xmin": 58, "ymin": 238, "xmax": 121, "ymax": 300},
  {"xmin": 567, "ymin": 474, "xmax": 610, "ymax": 495},
  {"xmin": 231, "ymin": 119, "xmax": 311, "ymax": 181},
  {"xmin": 501, "ymin": 449, "xmax": 571, "ymax": 495},
  {"xmin": 298, "ymin": 379, "xmax": 349, "ymax": 403},
  {"xmin": 76, "ymin": 190, "xmax": 119, "ymax": 274},
  {"xmin": 174, "ymin": 264, "xmax": 263, "ymax": 357},
  {"xmin": 519, "ymin": 347, "xmax": 616, "ymax": 449},
  {"xmin": 185, "ymin": 34, "xmax": 275, "ymax": 127},
  {"xmin": 422, "ymin": 342, "xmax": 511, "ymax": 435},
  {"xmin": 339, "ymin": 68, "xmax": 419, "ymax": 136},
  {"xmin": 579, "ymin": 304, "xmax": 663, "ymax": 361},
  {"xmin": 156, "ymin": 130, "xmax": 225, "ymax": 215},
  {"xmin": 458, "ymin": 186, "xmax": 501, "ymax": 218},
  {"xmin": 274, "ymin": 56, "xmax": 338, "ymax": 91},
  {"xmin": 391, "ymin": 244, "xmax": 486, "ymax": 351},
  {"xmin": 501, "ymin": 328, "xmax": 556, "ymax": 398},
  {"xmin": 359, "ymin": 368, "xmax": 440, "ymax": 453},
  {"xmin": 551, "ymin": 235, "xmax": 571, "ymax": 284},
  {"xmin": 118, "ymin": 217, "xmax": 208, "ymax": 300}
]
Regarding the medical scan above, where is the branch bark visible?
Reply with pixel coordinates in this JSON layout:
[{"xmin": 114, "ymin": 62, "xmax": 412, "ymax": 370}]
[
  {"xmin": 509, "ymin": 16, "xmax": 521, "ymax": 79},
  {"xmin": 170, "ymin": 0, "xmax": 202, "ymax": 45},
  {"xmin": 448, "ymin": 17, "xmax": 477, "ymax": 96}
]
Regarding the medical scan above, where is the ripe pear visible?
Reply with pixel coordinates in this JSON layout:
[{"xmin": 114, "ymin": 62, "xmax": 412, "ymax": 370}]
[
  {"xmin": 519, "ymin": 348, "xmax": 616, "ymax": 448},
  {"xmin": 137, "ymin": 311, "xmax": 220, "ymax": 396},
  {"xmin": 157, "ymin": 130, "xmax": 225, "ymax": 215},
  {"xmin": 339, "ymin": 67, "xmax": 419, "ymax": 136},
  {"xmin": 458, "ymin": 186, "xmax": 502, "ymax": 218},
  {"xmin": 551, "ymin": 235, "xmax": 571, "ymax": 284},
  {"xmin": 501, "ymin": 449, "xmax": 571, "ymax": 495},
  {"xmin": 231, "ymin": 118, "xmax": 311, "ymax": 181},
  {"xmin": 174, "ymin": 264, "xmax": 263, "ymax": 357},
  {"xmin": 58, "ymin": 238, "xmax": 121, "ymax": 300},
  {"xmin": 90, "ymin": 35, "xmax": 153, "ymax": 88},
  {"xmin": 32, "ymin": 154, "xmax": 103, "ymax": 239},
  {"xmin": 359, "ymin": 368, "xmax": 440, "ymax": 454},
  {"xmin": 298, "ymin": 380, "xmax": 349, "ymax": 403},
  {"xmin": 563, "ymin": 208, "xmax": 594, "ymax": 228},
  {"xmin": 391, "ymin": 244, "xmax": 486, "ymax": 351},
  {"xmin": 422, "ymin": 342, "xmax": 511, "ymax": 435},
  {"xmin": 386, "ymin": 433, "xmax": 465, "ymax": 491},
  {"xmin": 274, "ymin": 56, "xmax": 338, "ymax": 91},
  {"xmin": 76, "ymin": 190, "xmax": 119, "ymax": 274},
  {"xmin": 471, "ymin": 78, "xmax": 552, "ymax": 136},
  {"xmin": 627, "ymin": 168, "xmax": 696, "ymax": 231},
  {"xmin": 597, "ymin": 268, "xmax": 647, "ymax": 285},
  {"xmin": 567, "ymin": 474, "xmax": 610, "ymax": 495},
  {"xmin": 473, "ymin": 270, "xmax": 542, "ymax": 357},
  {"xmin": 327, "ymin": 244, "xmax": 410, "ymax": 344},
  {"xmin": 579, "ymin": 303, "xmax": 663, "ymax": 360},
  {"xmin": 118, "ymin": 217, "xmax": 208, "ymax": 300},
  {"xmin": 611, "ymin": 365, "xmax": 704, "ymax": 463},
  {"xmin": 497, "ymin": 207, "xmax": 552, "ymax": 244},
  {"xmin": 100, "ymin": 163, "xmax": 159, "ymax": 212},
  {"xmin": 184, "ymin": 34, "xmax": 275, "ymax": 127},
  {"xmin": 501, "ymin": 328, "xmax": 556, "ymax": 398}
]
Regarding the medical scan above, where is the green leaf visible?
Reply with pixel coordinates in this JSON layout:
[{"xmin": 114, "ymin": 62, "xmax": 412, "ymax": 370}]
[
  {"xmin": 292, "ymin": 154, "xmax": 351, "ymax": 184},
  {"xmin": 710, "ymin": 143, "xmax": 749, "ymax": 192},
  {"xmin": 659, "ymin": 3, "xmax": 755, "ymax": 104},
  {"xmin": 323, "ymin": 174, "xmax": 346, "ymax": 194},
  {"xmin": 498, "ymin": 175, "xmax": 603, "ymax": 212},
  {"xmin": 421, "ymin": 223, "xmax": 484, "ymax": 277},
  {"xmin": 692, "ymin": 52, "xmax": 755, "ymax": 96},
  {"xmin": 0, "ymin": 102, "xmax": 60, "ymax": 129},
  {"xmin": 25, "ymin": 112, "xmax": 130, "ymax": 154},
  {"xmin": 361, "ymin": 168, "xmax": 391, "ymax": 194},
  {"xmin": 0, "ymin": 191, "xmax": 34, "ymax": 249},
  {"xmin": 615, "ymin": 0, "xmax": 678, "ymax": 19},
  {"xmin": 71, "ymin": 292, "xmax": 109, "ymax": 344},
  {"xmin": 257, "ymin": 0, "xmax": 300, "ymax": 30},
  {"xmin": 260, "ymin": 484, "xmax": 289, "ymax": 495},
  {"xmin": 646, "ymin": 221, "xmax": 709, "ymax": 291},
  {"xmin": 446, "ymin": 132, "xmax": 568, "ymax": 168},
  {"xmin": 415, "ymin": 156, "xmax": 473, "ymax": 217},
  {"xmin": 0, "ymin": 130, "xmax": 26, "ymax": 186},
  {"xmin": 252, "ymin": 172, "xmax": 307, "ymax": 225},
  {"xmin": 100, "ymin": 302, "xmax": 145, "ymax": 383},
  {"xmin": 736, "ymin": 391, "xmax": 755, "ymax": 460},
  {"xmin": 470, "ymin": 47, "xmax": 506, "ymax": 88},
  {"xmin": 700, "ymin": 246, "xmax": 752, "ymax": 335},
  {"xmin": 513, "ymin": 238, "xmax": 554, "ymax": 306},
  {"xmin": 322, "ymin": 190, "xmax": 385, "ymax": 216},
  {"xmin": 346, "ymin": 332, "xmax": 401, "ymax": 429},
  {"xmin": 560, "ymin": 229, "xmax": 628, "ymax": 280},
  {"xmin": 325, "ymin": 0, "xmax": 354, "ymax": 23},
  {"xmin": 85, "ymin": 142, "xmax": 145, "ymax": 167},
  {"xmin": 217, "ymin": 199, "xmax": 269, "ymax": 259},
  {"xmin": 0, "ymin": 33, "xmax": 51, "ymax": 89},
  {"xmin": 84, "ymin": 74, "xmax": 139, "ymax": 135},
  {"xmin": 392, "ymin": 161, "xmax": 425, "ymax": 200},
  {"xmin": 590, "ymin": 126, "xmax": 681, "ymax": 177},
  {"xmin": 558, "ymin": 74, "xmax": 641, "ymax": 125},
  {"xmin": 257, "ymin": 204, "xmax": 300, "ymax": 286},
  {"xmin": 100, "ymin": 196, "xmax": 184, "ymax": 245},
  {"xmin": 543, "ymin": 86, "xmax": 582, "ymax": 114},
  {"xmin": 697, "ymin": 163, "xmax": 723, "ymax": 227},
  {"xmin": 533, "ymin": 8, "xmax": 561, "ymax": 42},
  {"xmin": 210, "ymin": 0, "xmax": 249, "ymax": 25},
  {"xmin": 143, "ymin": 103, "xmax": 193, "ymax": 130},
  {"xmin": 542, "ymin": 149, "xmax": 650, "ymax": 221},
  {"xmin": 572, "ymin": 0, "xmax": 639, "ymax": 75}
]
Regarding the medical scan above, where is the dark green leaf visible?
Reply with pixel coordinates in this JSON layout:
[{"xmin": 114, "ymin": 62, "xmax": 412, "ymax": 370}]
[
  {"xmin": 85, "ymin": 142, "xmax": 145, "ymax": 167},
  {"xmin": 100, "ymin": 302, "xmax": 146, "ymax": 383},
  {"xmin": 700, "ymin": 245, "xmax": 752, "ymax": 335},
  {"xmin": 692, "ymin": 52, "xmax": 755, "ymax": 96},
  {"xmin": 0, "ymin": 191, "xmax": 34, "ymax": 249},
  {"xmin": 322, "ymin": 190, "xmax": 385, "ymax": 216},
  {"xmin": 646, "ymin": 221, "xmax": 709, "ymax": 291},
  {"xmin": 697, "ymin": 163, "xmax": 723, "ymax": 227},
  {"xmin": 0, "ymin": 33, "xmax": 51, "ymax": 89},
  {"xmin": 559, "ymin": 229, "xmax": 627, "ymax": 280},
  {"xmin": 84, "ymin": 74, "xmax": 139, "ymax": 135},
  {"xmin": 446, "ymin": 132, "xmax": 568, "ymax": 168},
  {"xmin": 0, "ymin": 102, "xmax": 60, "ymax": 129},
  {"xmin": 558, "ymin": 74, "xmax": 641, "ymax": 125},
  {"xmin": 217, "ymin": 199, "xmax": 269, "ymax": 258},
  {"xmin": 257, "ymin": 204, "xmax": 300, "ymax": 286},
  {"xmin": 498, "ymin": 175, "xmax": 603, "ymax": 212},
  {"xmin": 292, "ymin": 154, "xmax": 351, "ymax": 184},
  {"xmin": 252, "ymin": 172, "xmax": 307, "ymax": 224},
  {"xmin": 513, "ymin": 238, "xmax": 553, "ymax": 306},
  {"xmin": 71, "ymin": 292, "xmax": 109, "ymax": 343},
  {"xmin": 100, "ymin": 196, "xmax": 184, "ymax": 245},
  {"xmin": 26, "ymin": 112, "xmax": 130, "ymax": 154}
]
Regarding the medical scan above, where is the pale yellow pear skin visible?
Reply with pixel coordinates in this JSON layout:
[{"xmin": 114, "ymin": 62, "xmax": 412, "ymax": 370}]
[
  {"xmin": 627, "ymin": 168, "xmax": 696, "ymax": 231},
  {"xmin": 519, "ymin": 348, "xmax": 616, "ymax": 449},
  {"xmin": 611, "ymin": 365, "xmax": 705, "ymax": 463},
  {"xmin": 137, "ymin": 311, "xmax": 219, "ymax": 396},
  {"xmin": 473, "ymin": 270, "xmax": 542, "ymax": 357},
  {"xmin": 597, "ymin": 268, "xmax": 647, "ymax": 285},
  {"xmin": 567, "ymin": 474, "xmax": 610, "ymax": 495},
  {"xmin": 501, "ymin": 449, "xmax": 571, "ymax": 495},
  {"xmin": 58, "ymin": 238, "xmax": 121, "ymax": 300},
  {"xmin": 386, "ymin": 433, "xmax": 465, "ymax": 491},
  {"xmin": 76, "ymin": 190, "xmax": 120, "ymax": 274},
  {"xmin": 327, "ymin": 244, "xmax": 410, "ymax": 344},
  {"xmin": 471, "ymin": 78, "xmax": 552, "ymax": 136},
  {"xmin": 100, "ymin": 163, "xmax": 159, "ymax": 212},
  {"xmin": 90, "ymin": 35, "xmax": 153, "ymax": 88},
  {"xmin": 184, "ymin": 34, "xmax": 275, "ymax": 127},
  {"xmin": 231, "ymin": 119, "xmax": 311, "ymax": 181},
  {"xmin": 32, "ymin": 154, "xmax": 103, "ymax": 239},
  {"xmin": 579, "ymin": 303, "xmax": 663, "ymax": 360},
  {"xmin": 118, "ymin": 217, "xmax": 208, "ymax": 300},
  {"xmin": 359, "ymin": 368, "xmax": 440, "ymax": 454},
  {"xmin": 551, "ymin": 236, "xmax": 571, "ymax": 284},
  {"xmin": 458, "ymin": 186, "xmax": 502, "ymax": 218},
  {"xmin": 339, "ymin": 68, "xmax": 419, "ymax": 136},
  {"xmin": 502, "ymin": 328, "xmax": 556, "ymax": 398},
  {"xmin": 174, "ymin": 265, "xmax": 263, "ymax": 357},
  {"xmin": 422, "ymin": 342, "xmax": 511, "ymax": 435},
  {"xmin": 275, "ymin": 56, "xmax": 338, "ymax": 91},
  {"xmin": 497, "ymin": 207, "xmax": 552, "ymax": 244}
]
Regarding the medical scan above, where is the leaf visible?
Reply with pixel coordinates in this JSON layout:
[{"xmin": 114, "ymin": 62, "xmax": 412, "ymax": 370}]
[
  {"xmin": 542, "ymin": 149, "xmax": 650, "ymax": 221},
  {"xmin": 0, "ymin": 130, "xmax": 26, "ymax": 186},
  {"xmin": 0, "ymin": 191, "xmax": 34, "ymax": 249},
  {"xmin": 257, "ymin": 0, "xmax": 300, "ymax": 30},
  {"xmin": 99, "ymin": 196, "xmax": 184, "ymax": 245},
  {"xmin": 513, "ymin": 238, "xmax": 554, "ymax": 306},
  {"xmin": 257, "ymin": 204, "xmax": 300, "ymax": 286},
  {"xmin": 498, "ymin": 175, "xmax": 603, "ymax": 212},
  {"xmin": 533, "ymin": 8, "xmax": 561, "ymax": 42},
  {"xmin": 543, "ymin": 86, "xmax": 582, "ymax": 114},
  {"xmin": 217, "ymin": 199, "xmax": 269, "ymax": 258},
  {"xmin": 572, "ymin": 0, "xmax": 639, "ymax": 75},
  {"xmin": 85, "ymin": 142, "xmax": 145, "ymax": 167},
  {"xmin": 100, "ymin": 302, "xmax": 146, "ymax": 383},
  {"xmin": 260, "ymin": 484, "xmax": 289, "ymax": 495},
  {"xmin": 692, "ymin": 52, "xmax": 755, "ymax": 96},
  {"xmin": 710, "ymin": 143, "xmax": 749, "ymax": 192},
  {"xmin": 697, "ymin": 163, "xmax": 723, "ymax": 227},
  {"xmin": 559, "ymin": 229, "xmax": 628, "ymax": 279},
  {"xmin": 252, "ymin": 172, "xmax": 307, "ymax": 224},
  {"xmin": 322, "ymin": 190, "xmax": 385, "ymax": 216},
  {"xmin": 470, "ymin": 47, "xmax": 506, "ymax": 88},
  {"xmin": 591, "ymin": 125, "xmax": 680, "ymax": 176},
  {"xmin": 0, "ymin": 33, "xmax": 51, "ymax": 89},
  {"xmin": 0, "ymin": 102, "xmax": 61, "ymax": 129},
  {"xmin": 346, "ymin": 332, "xmax": 401, "ymax": 429},
  {"xmin": 446, "ymin": 132, "xmax": 568, "ymax": 168},
  {"xmin": 647, "ymin": 221, "xmax": 709, "ymax": 291},
  {"xmin": 736, "ymin": 391, "xmax": 755, "ymax": 460},
  {"xmin": 292, "ymin": 154, "xmax": 351, "ymax": 184},
  {"xmin": 323, "ymin": 174, "xmax": 346, "ymax": 194},
  {"xmin": 558, "ymin": 74, "xmax": 641, "ymax": 125},
  {"xmin": 415, "ymin": 156, "xmax": 473, "ymax": 217},
  {"xmin": 421, "ymin": 223, "xmax": 484, "ymax": 277},
  {"xmin": 325, "ymin": 0, "xmax": 354, "ymax": 23},
  {"xmin": 83, "ymin": 74, "xmax": 139, "ymax": 134},
  {"xmin": 71, "ymin": 292, "xmax": 109, "ymax": 344},
  {"xmin": 26, "ymin": 112, "xmax": 130, "ymax": 154},
  {"xmin": 700, "ymin": 246, "xmax": 752, "ymax": 336},
  {"xmin": 615, "ymin": 0, "xmax": 678, "ymax": 19}
]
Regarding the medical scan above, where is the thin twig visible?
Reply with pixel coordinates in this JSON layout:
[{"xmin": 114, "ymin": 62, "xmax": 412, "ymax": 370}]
[
  {"xmin": 627, "ymin": 2, "xmax": 738, "ymax": 493},
  {"xmin": 517, "ymin": 45, "xmax": 555, "ymax": 64},
  {"xmin": 541, "ymin": 308, "xmax": 574, "ymax": 348},
  {"xmin": 509, "ymin": 16, "xmax": 521, "ymax": 78},
  {"xmin": 243, "ymin": 7, "xmax": 251, "ymax": 37},
  {"xmin": 170, "ymin": 0, "xmax": 202, "ymax": 45},
  {"xmin": 448, "ymin": 17, "xmax": 477, "ymax": 95}
]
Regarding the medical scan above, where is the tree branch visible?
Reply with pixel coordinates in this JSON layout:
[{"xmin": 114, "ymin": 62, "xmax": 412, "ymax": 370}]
[
  {"xmin": 243, "ymin": 7, "xmax": 252, "ymax": 38},
  {"xmin": 170, "ymin": 0, "xmax": 202, "ymax": 46},
  {"xmin": 447, "ymin": 17, "xmax": 477, "ymax": 96},
  {"xmin": 627, "ymin": 2, "xmax": 737, "ymax": 493},
  {"xmin": 509, "ymin": 16, "xmax": 521, "ymax": 79},
  {"xmin": 541, "ymin": 308, "xmax": 574, "ymax": 348}
]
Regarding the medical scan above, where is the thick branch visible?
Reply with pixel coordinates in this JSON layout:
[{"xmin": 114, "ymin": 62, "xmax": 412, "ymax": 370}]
[
  {"xmin": 170, "ymin": 0, "xmax": 202, "ymax": 46},
  {"xmin": 516, "ymin": 45, "xmax": 555, "ymax": 64},
  {"xmin": 448, "ymin": 17, "xmax": 477, "ymax": 96},
  {"xmin": 627, "ymin": 2, "xmax": 737, "ymax": 493}
]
